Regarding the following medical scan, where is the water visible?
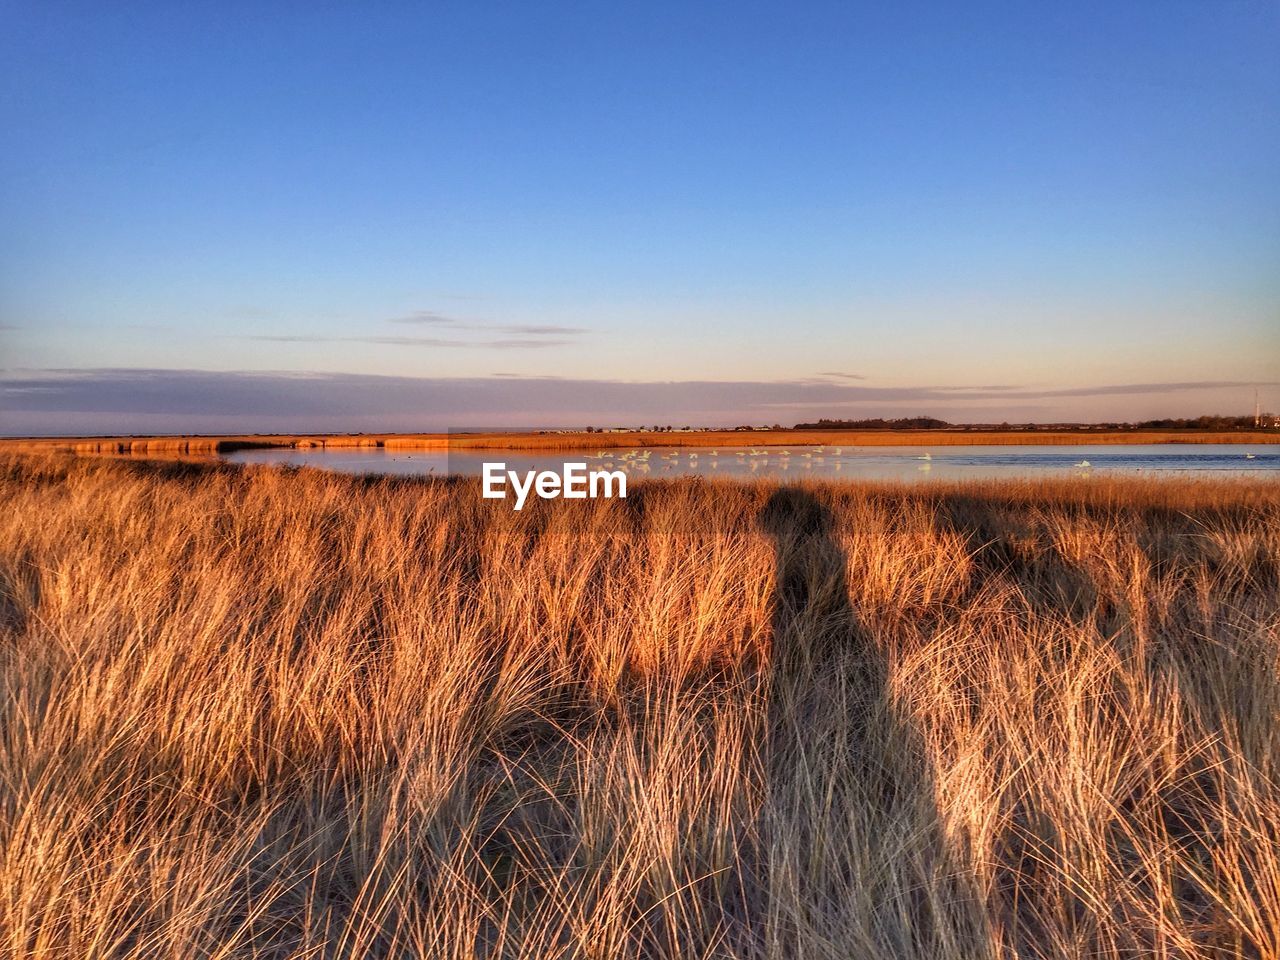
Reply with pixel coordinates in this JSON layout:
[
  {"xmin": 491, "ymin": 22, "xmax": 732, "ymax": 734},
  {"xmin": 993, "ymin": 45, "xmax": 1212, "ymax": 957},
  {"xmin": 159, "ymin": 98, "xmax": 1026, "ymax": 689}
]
[{"xmin": 225, "ymin": 443, "xmax": 1280, "ymax": 482}]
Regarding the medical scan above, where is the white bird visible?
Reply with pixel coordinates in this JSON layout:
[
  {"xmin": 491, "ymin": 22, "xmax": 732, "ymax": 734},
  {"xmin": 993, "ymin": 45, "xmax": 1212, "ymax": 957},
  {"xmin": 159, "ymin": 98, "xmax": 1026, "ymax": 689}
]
[
  {"xmin": 1076, "ymin": 460, "xmax": 1091, "ymax": 468},
  {"xmin": 1245, "ymin": 453, "xmax": 1257, "ymax": 460},
  {"xmin": 916, "ymin": 452, "xmax": 932, "ymax": 461}
]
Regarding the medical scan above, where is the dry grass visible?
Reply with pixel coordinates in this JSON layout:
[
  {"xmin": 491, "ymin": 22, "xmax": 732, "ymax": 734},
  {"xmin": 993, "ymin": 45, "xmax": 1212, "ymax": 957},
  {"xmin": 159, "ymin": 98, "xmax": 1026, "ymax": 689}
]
[
  {"xmin": 1, "ymin": 455, "xmax": 1278, "ymax": 959},
  {"xmin": 2, "ymin": 426, "xmax": 1277, "ymax": 458}
]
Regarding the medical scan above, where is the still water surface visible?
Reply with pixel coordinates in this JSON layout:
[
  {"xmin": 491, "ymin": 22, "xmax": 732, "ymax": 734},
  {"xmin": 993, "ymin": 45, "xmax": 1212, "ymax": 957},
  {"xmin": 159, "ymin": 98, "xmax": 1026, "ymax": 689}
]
[{"xmin": 226, "ymin": 444, "xmax": 1280, "ymax": 482}]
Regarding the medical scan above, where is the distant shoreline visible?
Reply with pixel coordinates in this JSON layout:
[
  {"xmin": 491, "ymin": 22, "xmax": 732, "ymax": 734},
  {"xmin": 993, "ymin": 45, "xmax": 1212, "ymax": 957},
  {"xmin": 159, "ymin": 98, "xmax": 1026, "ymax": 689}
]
[{"xmin": 2, "ymin": 428, "xmax": 1278, "ymax": 457}]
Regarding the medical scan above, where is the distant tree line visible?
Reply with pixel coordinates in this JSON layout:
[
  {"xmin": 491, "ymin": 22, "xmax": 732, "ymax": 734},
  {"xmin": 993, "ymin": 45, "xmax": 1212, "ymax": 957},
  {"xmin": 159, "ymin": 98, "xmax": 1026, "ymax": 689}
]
[
  {"xmin": 1130, "ymin": 415, "xmax": 1263, "ymax": 430},
  {"xmin": 793, "ymin": 414, "xmax": 1273, "ymax": 431}
]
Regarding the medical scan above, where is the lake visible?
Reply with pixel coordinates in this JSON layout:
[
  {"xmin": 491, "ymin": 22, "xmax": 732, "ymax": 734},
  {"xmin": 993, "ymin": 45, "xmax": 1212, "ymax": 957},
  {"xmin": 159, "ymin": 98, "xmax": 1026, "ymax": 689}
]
[{"xmin": 225, "ymin": 443, "xmax": 1280, "ymax": 482}]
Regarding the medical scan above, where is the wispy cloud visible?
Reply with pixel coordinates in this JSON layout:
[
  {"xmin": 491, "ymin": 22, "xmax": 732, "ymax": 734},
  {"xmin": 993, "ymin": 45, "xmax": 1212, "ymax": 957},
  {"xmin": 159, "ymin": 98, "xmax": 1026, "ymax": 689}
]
[
  {"xmin": 388, "ymin": 311, "xmax": 588, "ymax": 336},
  {"xmin": 387, "ymin": 311, "xmax": 456, "ymax": 326},
  {"xmin": 367, "ymin": 335, "xmax": 572, "ymax": 349},
  {"xmin": 816, "ymin": 371, "xmax": 868, "ymax": 381},
  {"xmin": 244, "ymin": 335, "xmax": 338, "ymax": 343},
  {"xmin": 242, "ymin": 311, "xmax": 588, "ymax": 350},
  {"xmin": 244, "ymin": 334, "xmax": 570, "ymax": 349},
  {"xmin": 496, "ymin": 325, "xmax": 589, "ymax": 336},
  {"xmin": 966, "ymin": 381, "xmax": 1268, "ymax": 399}
]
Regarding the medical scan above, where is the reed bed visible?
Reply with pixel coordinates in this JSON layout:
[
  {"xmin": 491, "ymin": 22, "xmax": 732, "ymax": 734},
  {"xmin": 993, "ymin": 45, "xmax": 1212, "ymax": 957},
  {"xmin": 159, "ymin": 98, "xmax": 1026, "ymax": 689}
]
[
  {"xmin": 0, "ymin": 455, "xmax": 1277, "ymax": 959},
  {"xmin": 3, "ymin": 426, "xmax": 1277, "ymax": 458}
]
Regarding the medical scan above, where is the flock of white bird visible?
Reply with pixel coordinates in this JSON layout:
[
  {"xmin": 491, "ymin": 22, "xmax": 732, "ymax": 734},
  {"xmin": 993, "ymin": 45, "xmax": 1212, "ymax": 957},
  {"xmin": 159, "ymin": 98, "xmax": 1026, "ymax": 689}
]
[
  {"xmin": 579, "ymin": 448, "xmax": 1265, "ymax": 477},
  {"xmin": 579, "ymin": 447, "xmax": 1141, "ymax": 475},
  {"xmin": 586, "ymin": 445, "xmax": 862, "ymax": 473}
]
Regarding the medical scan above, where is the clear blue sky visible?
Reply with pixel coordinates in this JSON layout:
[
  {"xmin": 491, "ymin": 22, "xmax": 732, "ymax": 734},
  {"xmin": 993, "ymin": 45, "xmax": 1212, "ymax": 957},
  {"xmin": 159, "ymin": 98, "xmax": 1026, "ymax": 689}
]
[{"xmin": 2, "ymin": 0, "xmax": 1278, "ymax": 432}]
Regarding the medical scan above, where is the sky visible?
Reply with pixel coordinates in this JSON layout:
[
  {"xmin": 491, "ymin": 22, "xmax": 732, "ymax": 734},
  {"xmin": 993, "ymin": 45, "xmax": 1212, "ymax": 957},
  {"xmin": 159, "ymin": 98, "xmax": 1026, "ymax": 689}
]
[{"xmin": 2, "ymin": 0, "xmax": 1278, "ymax": 433}]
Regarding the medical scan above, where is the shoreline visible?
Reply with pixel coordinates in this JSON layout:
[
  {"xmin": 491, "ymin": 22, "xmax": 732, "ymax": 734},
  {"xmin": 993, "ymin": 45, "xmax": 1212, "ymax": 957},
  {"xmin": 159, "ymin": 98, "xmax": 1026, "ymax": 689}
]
[{"xmin": 1, "ymin": 427, "xmax": 1279, "ymax": 457}]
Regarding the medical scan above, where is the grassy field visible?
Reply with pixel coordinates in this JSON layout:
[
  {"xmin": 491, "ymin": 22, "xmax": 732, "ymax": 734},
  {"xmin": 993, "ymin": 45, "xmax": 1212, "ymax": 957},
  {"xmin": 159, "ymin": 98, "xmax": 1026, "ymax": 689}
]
[
  {"xmin": 2, "ymin": 426, "xmax": 1278, "ymax": 458},
  {"xmin": 1, "ymin": 455, "xmax": 1278, "ymax": 958}
]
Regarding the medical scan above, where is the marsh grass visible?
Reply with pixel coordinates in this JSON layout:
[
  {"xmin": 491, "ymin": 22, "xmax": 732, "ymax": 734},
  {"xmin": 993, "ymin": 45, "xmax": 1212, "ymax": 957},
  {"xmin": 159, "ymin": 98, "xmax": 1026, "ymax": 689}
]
[{"xmin": 1, "ymin": 455, "xmax": 1277, "ymax": 958}]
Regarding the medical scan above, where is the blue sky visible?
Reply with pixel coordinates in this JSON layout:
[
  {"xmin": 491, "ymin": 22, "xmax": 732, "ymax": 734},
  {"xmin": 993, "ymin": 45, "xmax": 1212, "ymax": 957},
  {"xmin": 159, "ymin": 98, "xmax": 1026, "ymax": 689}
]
[{"xmin": 2, "ymin": 0, "xmax": 1278, "ymax": 432}]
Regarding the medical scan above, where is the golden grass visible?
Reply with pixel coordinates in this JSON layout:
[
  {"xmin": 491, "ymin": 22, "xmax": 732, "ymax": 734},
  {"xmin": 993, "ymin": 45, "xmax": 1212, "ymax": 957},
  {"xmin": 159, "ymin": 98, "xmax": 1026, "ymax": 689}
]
[
  {"xmin": 1, "ymin": 455, "xmax": 1278, "ymax": 958},
  {"xmin": 2, "ymin": 426, "xmax": 1277, "ymax": 458}
]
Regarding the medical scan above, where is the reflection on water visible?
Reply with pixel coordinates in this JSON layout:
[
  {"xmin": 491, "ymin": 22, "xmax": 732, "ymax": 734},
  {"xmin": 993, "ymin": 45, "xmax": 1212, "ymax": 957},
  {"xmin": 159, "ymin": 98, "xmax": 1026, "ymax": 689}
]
[{"xmin": 225, "ymin": 444, "xmax": 1280, "ymax": 482}]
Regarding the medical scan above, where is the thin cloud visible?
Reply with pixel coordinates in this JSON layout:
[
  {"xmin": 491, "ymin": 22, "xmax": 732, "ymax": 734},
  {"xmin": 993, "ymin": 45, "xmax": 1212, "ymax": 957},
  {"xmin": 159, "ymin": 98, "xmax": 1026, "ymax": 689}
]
[
  {"xmin": 1033, "ymin": 381, "xmax": 1272, "ymax": 398},
  {"xmin": 816, "ymin": 371, "xmax": 868, "ymax": 381},
  {"xmin": 389, "ymin": 311, "xmax": 587, "ymax": 336},
  {"xmin": 496, "ymin": 324, "xmax": 588, "ymax": 336},
  {"xmin": 244, "ymin": 334, "xmax": 570, "ymax": 349},
  {"xmin": 350, "ymin": 336, "xmax": 470, "ymax": 347},
  {"xmin": 359, "ymin": 335, "xmax": 570, "ymax": 349},
  {"xmin": 389, "ymin": 311, "xmax": 456, "ymax": 326},
  {"xmin": 245, "ymin": 335, "xmax": 337, "ymax": 343},
  {"xmin": 248, "ymin": 313, "xmax": 587, "ymax": 346}
]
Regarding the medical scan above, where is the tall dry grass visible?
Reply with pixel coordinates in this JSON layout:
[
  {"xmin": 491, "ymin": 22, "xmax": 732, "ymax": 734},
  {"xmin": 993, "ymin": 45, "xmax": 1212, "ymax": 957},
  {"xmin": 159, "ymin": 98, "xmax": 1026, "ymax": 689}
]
[
  {"xmin": 0, "ymin": 455, "xmax": 1277, "ymax": 959},
  {"xmin": 3, "ymin": 426, "xmax": 1277, "ymax": 457}
]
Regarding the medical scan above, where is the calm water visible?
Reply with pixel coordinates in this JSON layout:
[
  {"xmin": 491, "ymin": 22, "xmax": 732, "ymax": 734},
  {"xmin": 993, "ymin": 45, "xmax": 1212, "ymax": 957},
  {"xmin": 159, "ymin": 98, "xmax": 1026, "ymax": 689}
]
[{"xmin": 226, "ymin": 444, "xmax": 1280, "ymax": 482}]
